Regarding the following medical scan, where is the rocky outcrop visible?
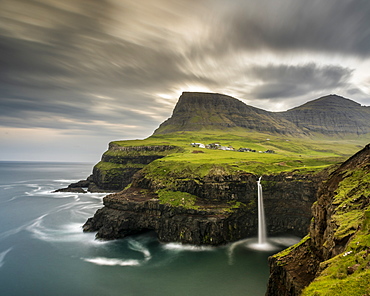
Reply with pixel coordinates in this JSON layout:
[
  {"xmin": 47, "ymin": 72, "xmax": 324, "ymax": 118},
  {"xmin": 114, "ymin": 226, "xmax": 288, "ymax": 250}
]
[
  {"xmin": 93, "ymin": 144, "xmax": 182, "ymax": 190},
  {"xmin": 55, "ymin": 144, "xmax": 182, "ymax": 192},
  {"xmin": 53, "ymin": 174, "xmax": 107, "ymax": 193},
  {"xmin": 266, "ymin": 236, "xmax": 322, "ymax": 295},
  {"xmin": 266, "ymin": 144, "xmax": 370, "ymax": 296}
]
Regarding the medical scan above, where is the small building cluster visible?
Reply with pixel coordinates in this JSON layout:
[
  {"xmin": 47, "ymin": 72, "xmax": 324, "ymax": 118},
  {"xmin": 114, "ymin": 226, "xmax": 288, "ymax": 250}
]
[
  {"xmin": 190, "ymin": 143, "xmax": 275, "ymax": 154},
  {"xmin": 191, "ymin": 142, "xmax": 235, "ymax": 151}
]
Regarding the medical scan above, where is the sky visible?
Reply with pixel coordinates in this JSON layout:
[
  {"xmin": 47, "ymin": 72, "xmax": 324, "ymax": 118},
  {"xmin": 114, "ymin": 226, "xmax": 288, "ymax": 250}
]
[{"xmin": 1, "ymin": 0, "xmax": 370, "ymax": 162}]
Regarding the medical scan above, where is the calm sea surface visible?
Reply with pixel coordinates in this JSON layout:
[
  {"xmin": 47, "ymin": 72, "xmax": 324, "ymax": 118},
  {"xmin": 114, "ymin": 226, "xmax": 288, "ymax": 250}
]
[{"xmin": 0, "ymin": 161, "xmax": 298, "ymax": 296}]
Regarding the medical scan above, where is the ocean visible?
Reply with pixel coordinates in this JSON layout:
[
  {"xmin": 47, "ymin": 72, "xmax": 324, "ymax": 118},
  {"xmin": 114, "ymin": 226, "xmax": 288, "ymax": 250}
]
[{"xmin": 0, "ymin": 161, "xmax": 298, "ymax": 296}]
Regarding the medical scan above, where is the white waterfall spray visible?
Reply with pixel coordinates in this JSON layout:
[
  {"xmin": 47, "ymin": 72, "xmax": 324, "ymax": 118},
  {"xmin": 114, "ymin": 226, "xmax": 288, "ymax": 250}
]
[
  {"xmin": 239, "ymin": 177, "xmax": 299, "ymax": 252},
  {"xmin": 257, "ymin": 176, "xmax": 267, "ymax": 244}
]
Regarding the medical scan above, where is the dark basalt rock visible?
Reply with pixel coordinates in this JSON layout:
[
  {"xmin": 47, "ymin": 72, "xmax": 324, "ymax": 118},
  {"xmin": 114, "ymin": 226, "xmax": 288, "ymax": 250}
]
[
  {"xmin": 53, "ymin": 187, "xmax": 87, "ymax": 193},
  {"xmin": 133, "ymin": 169, "xmax": 325, "ymax": 238},
  {"xmin": 54, "ymin": 145, "xmax": 182, "ymax": 193},
  {"xmin": 53, "ymin": 175, "xmax": 115, "ymax": 193},
  {"xmin": 83, "ymin": 169, "xmax": 327, "ymax": 245},
  {"xmin": 83, "ymin": 187, "xmax": 255, "ymax": 245}
]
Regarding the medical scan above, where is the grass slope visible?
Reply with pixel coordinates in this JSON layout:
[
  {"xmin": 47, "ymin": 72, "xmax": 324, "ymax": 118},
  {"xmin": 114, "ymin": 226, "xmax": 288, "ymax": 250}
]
[{"xmin": 111, "ymin": 130, "xmax": 368, "ymax": 176}]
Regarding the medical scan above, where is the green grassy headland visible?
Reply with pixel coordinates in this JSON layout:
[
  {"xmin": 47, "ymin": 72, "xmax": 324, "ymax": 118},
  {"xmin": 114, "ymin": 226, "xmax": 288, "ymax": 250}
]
[{"xmin": 110, "ymin": 130, "xmax": 367, "ymax": 176}]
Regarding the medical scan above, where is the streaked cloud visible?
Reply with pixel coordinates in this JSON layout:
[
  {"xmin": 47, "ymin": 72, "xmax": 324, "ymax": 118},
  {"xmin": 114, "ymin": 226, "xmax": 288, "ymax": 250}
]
[{"xmin": 0, "ymin": 0, "xmax": 369, "ymax": 160}]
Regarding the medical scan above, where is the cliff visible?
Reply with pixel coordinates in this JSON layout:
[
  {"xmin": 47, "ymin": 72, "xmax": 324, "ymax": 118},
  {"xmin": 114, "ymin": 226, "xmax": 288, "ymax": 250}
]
[
  {"xmin": 266, "ymin": 144, "xmax": 370, "ymax": 295},
  {"xmin": 91, "ymin": 144, "xmax": 183, "ymax": 190},
  {"xmin": 55, "ymin": 144, "xmax": 183, "ymax": 192},
  {"xmin": 83, "ymin": 165, "xmax": 327, "ymax": 245},
  {"xmin": 83, "ymin": 187, "xmax": 254, "ymax": 245}
]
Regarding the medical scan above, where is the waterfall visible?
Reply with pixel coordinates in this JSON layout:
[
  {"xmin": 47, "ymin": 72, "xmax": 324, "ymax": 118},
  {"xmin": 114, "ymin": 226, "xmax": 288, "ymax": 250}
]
[{"xmin": 257, "ymin": 176, "xmax": 267, "ymax": 244}]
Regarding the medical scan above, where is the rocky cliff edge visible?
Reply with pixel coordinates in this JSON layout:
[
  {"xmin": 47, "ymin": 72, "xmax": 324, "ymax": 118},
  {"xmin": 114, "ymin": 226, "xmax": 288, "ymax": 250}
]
[{"xmin": 266, "ymin": 144, "xmax": 370, "ymax": 296}]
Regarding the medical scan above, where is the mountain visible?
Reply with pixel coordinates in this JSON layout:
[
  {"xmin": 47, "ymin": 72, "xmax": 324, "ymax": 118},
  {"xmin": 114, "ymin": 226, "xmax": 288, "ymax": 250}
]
[
  {"xmin": 154, "ymin": 92, "xmax": 304, "ymax": 135},
  {"xmin": 280, "ymin": 94, "xmax": 370, "ymax": 135},
  {"xmin": 154, "ymin": 92, "xmax": 370, "ymax": 137}
]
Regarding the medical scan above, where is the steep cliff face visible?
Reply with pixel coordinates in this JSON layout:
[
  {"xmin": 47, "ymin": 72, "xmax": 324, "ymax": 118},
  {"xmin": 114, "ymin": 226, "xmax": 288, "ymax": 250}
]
[
  {"xmin": 266, "ymin": 144, "xmax": 370, "ymax": 296},
  {"xmin": 83, "ymin": 187, "xmax": 254, "ymax": 245},
  {"xmin": 55, "ymin": 144, "xmax": 183, "ymax": 192},
  {"xmin": 92, "ymin": 144, "xmax": 182, "ymax": 190},
  {"xmin": 133, "ymin": 167, "xmax": 325, "ymax": 237},
  {"xmin": 83, "ymin": 166, "xmax": 326, "ymax": 245}
]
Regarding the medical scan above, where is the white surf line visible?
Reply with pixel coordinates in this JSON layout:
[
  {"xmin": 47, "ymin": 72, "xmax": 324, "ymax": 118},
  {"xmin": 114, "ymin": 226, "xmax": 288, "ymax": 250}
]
[
  {"xmin": 82, "ymin": 257, "xmax": 141, "ymax": 266},
  {"xmin": 162, "ymin": 242, "xmax": 215, "ymax": 252},
  {"xmin": 0, "ymin": 248, "xmax": 12, "ymax": 268}
]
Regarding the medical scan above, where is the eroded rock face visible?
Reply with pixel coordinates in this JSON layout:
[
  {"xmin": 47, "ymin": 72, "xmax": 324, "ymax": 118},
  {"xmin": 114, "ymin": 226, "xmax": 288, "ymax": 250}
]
[
  {"xmin": 266, "ymin": 144, "xmax": 370, "ymax": 296},
  {"xmin": 92, "ymin": 145, "xmax": 182, "ymax": 190},
  {"xmin": 54, "ymin": 145, "xmax": 182, "ymax": 192},
  {"xmin": 133, "ymin": 170, "xmax": 324, "ymax": 238},
  {"xmin": 308, "ymin": 144, "xmax": 370, "ymax": 262},
  {"xmin": 266, "ymin": 237, "xmax": 320, "ymax": 296},
  {"xmin": 83, "ymin": 170, "xmax": 325, "ymax": 245},
  {"xmin": 83, "ymin": 187, "xmax": 254, "ymax": 245}
]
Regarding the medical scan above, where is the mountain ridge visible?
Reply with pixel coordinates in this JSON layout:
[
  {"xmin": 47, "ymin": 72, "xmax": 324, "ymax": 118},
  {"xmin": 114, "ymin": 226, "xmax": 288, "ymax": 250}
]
[
  {"xmin": 280, "ymin": 94, "xmax": 370, "ymax": 135},
  {"xmin": 154, "ymin": 92, "xmax": 370, "ymax": 137}
]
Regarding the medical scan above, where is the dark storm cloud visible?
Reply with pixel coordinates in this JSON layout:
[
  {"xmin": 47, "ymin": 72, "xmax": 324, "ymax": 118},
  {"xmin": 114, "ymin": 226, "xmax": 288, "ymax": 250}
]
[
  {"xmin": 0, "ymin": 0, "xmax": 203, "ymax": 137},
  {"xmin": 209, "ymin": 0, "xmax": 370, "ymax": 57},
  {"xmin": 248, "ymin": 64, "xmax": 353, "ymax": 99},
  {"xmin": 0, "ymin": 0, "xmax": 369, "ymax": 160},
  {"xmin": 0, "ymin": 0, "xmax": 219, "ymax": 131},
  {"xmin": 0, "ymin": 1, "xmax": 183, "ymax": 91}
]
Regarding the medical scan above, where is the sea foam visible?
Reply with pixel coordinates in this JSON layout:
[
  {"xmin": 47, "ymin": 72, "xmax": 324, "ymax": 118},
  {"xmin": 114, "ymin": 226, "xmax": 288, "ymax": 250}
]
[
  {"xmin": 82, "ymin": 257, "xmax": 141, "ymax": 266},
  {"xmin": 0, "ymin": 248, "xmax": 12, "ymax": 268}
]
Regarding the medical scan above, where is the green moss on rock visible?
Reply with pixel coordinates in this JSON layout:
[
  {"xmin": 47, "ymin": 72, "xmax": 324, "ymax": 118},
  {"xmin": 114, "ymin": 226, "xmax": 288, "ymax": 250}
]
[{"xmin": 302, "ymin": 166, "xmax": 370, "ymax": 295}]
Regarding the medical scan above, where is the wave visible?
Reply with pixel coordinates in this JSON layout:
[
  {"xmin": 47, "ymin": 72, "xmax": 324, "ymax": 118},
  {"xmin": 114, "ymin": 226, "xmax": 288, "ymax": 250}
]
[
  {"xmin": 0, "ymin": 248, "xmax": 12, "ymax": 268},
  {"xmin": 53, "ymin": 179, "xmax": 79, "ymax": 183},
  {"xmin": 82, "ymin": 257, "xmax": 141, "ymax": 266},
  {"xmin": 162, "ymin": 242, "xmax": 215, "ymax": 252},
  {"xmin": 0, "ymin": 225, "xmax": 27, "ymax": 240},
  {"xmin": 0, "ymin": 184, "xmax": 15, "ymax": 189},
  {"xmin": 82, "ymin": 237, "xmax": 154, "ymax": 267},
  {"xmin": 128, "ymin": 238, "xmax": 151, "ymax": 260},
  {"xmin": 26, "ymin": 214, "xmax": 110, "ymax": 246}
]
